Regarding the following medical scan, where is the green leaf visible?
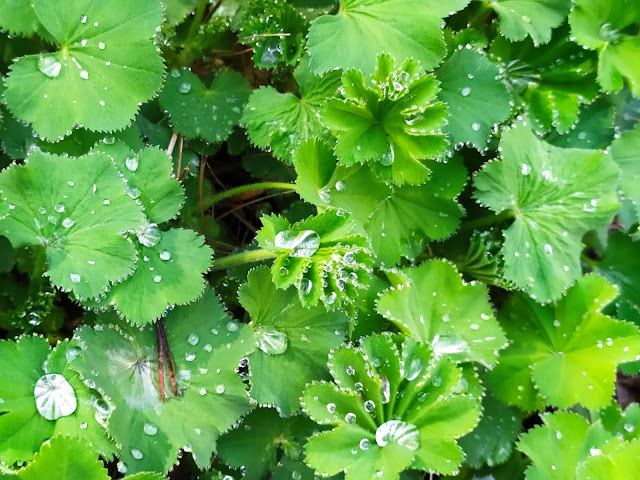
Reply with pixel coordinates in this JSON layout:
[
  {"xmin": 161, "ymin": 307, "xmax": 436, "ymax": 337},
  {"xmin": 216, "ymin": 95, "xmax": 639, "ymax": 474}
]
[
  {"xmin": 70, "ymin": 289, "xmax": 255, "ymax": 474},
  {"xmin": 159, "ymin": 69, "xmax": 251, "ymax": 143},
  {"xmin": 239, "ymin": 0, "xmax": 308, "ymax": 69},
  {"xmin": 294, "ymin": 141, "xmax": 468, "ymax": 265},
  {"xmin": 307, "ymin": 0, "xmax": 470, "ymax": 75},
  {"xmin": 578, "ymin": 437, "xmax": 640, "ymax": 480},
  {"xmin": 594, "ymin": 232, "xmax": 640, "ymax": 311},
  {"xmin": 487, "ymin": 275, "xmax": 640, "ymax": 410},
  {"xmin": 17, "ymin": 436, "xmax": 108, "ymax": 480},
  {"xmin": 0, "ymin": 337, "xmax": 115, "ymax": 464},
  {"xmin": 238, "ymin": 267, "xmax": 348, "ymax": 414},
  {"xmin": 91, "ymin": 141, "xmax": 185, "ymax": 224},
  {"xmin": 321, "ymin": 54, "xmax": 448, "ymax": 186},
  {"xmin": 302, "ymin": 334, "xmax": 481, "ymax": 479},
  {"xmin": 94, "ymin": 228, "xmax": 213, "ymax": 325},
  {"xmin": 458, "ymin": 391, "xmax": 522, "ymax": 469},
  {"xmin": 490, "ymin": 26, "xmax": 599, "ymax": 133},
  {"xmin": 611, "ymin": 125, "xmax": 640, "ymax": 208},
  {"xmin": 242, "ymin": 60, "xmax": 341, "ymax": 163},
  {"xmin": 4, "ymin": 0, "xmax": 165, "ymax": 140},
  {"xmin": 256, "ymin": 209, "xmax": 373, "ymax": 309},
  {"xmin": 160, "ymin": 0, "xmax": 198, "ymax": 26},
  {"xmin": 569, "ymin": 0, "xmax": 640, "ymax": 96},
  {"xmin": 217, "ymin": 407, "xmax": 320, "ymax": 480},
  {"xmin": 435, "ymin": 49, "xmax": 511, "ymax": 148},
  {"xmin": 488, "ymin": 0, "xmax": 572, "ymax": 45},
  {"xmin": 0, "ymin": 0, "xmax": 39, "ymax": 35},
  {"xmin": 376, "ymin": 260, "xmax": 508, "ymax": 367},
  {"xmin": 517, "ymin": 411, "xmax": 612, "ymax": 480},
  {"xmin": 472, "ymin": 125, "xmax": 619, "ymax": 302},
  {"xmin": 0, "ymin": 150, "xmax": 145, "ymax": 299},
  {"xmin": 595, "ymin": 402, "xmax": 640, "ymax": 442}
]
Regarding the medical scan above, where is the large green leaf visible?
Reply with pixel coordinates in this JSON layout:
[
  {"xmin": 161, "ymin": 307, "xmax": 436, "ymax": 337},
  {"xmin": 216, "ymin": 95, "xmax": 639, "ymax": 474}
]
[
  {"xmin": 473, "ymin": 125, "xmax": 619, "ymax": 302},
  {"xmin": 256, "ymin": 209, "xmax": 373, "ymax": 309},
  {"xmin": 487, "ymin": 275, "xmax": 640, "ymax": 410},
  {"xmin": 302, "ymin": 334, "xmax": 481, "ymax": 479},
  {"xmin": 239, "ymin": 267, "xmax": 348, "ymax": 415},
  {"xmin": 0, "ymin": 337, "xmax": 115, "ymax": 464},
  {"xmin": 376, "ymin": 260, "xmax": 507, "ymax": 367},
  {"xmin": 435, "ymin": 49, "xmax": 511, "ymax": 148},
  {"xmin": 569, "ymin": 0, "xmax": 640, "ymax": 97},
  {"xmin": 490, "ymin": 26, "xmax": 599, "ymax": 133},
  {"xmin": 70, "ymin": 290, "xmax": 255, "ymax": 474},
  {"xmin": 92, "ymin": 228, "xmax": 213, "ymax": 325},
  {"xmin": 242, "ymin": 60, "xmax": 341, "ymax": 163},
  {"xmin": 307, "ymin": 0, "xmax": 470, "ymax": 75},
  {"xmin": 321, "ymin": 54, "xmax": 448, "ymax": 186},
  {"xmin": 488, "ymin": 0, "xmax": 572, "ymax": 45},
  {"xmin": 4, "ymin": 0, "xmax": 165, "ymax": 140},
  {"xmin": 0, "ymin": 150, "xmax": 145, "ymax": 299},
  {"xmin": 159, "ymin": 69, "xmax": 251, "ymax": 143},
  {"xmin": 17, "ymin": 436, "xmax": 109, "ymax": 480},
  {"xmin": 0, "ymin": 0, "xmax": 39, "ymax": 35},
  {"xmin": 92, "ymin": 141, "xmax": 185, "ymax": 224},
  {"xmin": 294, "ymin": 141, "xmax": 467, "ymax": 266},
  {"xmin": 610, "ymin": 125, "xmax": 640, "ymax": 208},
  {"xmin": 217, "ymin": 408, "xmax": 321, "ymax": 480}
]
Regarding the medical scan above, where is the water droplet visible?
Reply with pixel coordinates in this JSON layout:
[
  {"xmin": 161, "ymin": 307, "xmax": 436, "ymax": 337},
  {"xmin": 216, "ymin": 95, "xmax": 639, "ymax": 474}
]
[
  {"xmin": 125, "ymin": 157, "xmax": 139, "ymax": 171},
  {"xmin": 379, "ymin": 145, "xmax": 395, "ymax": 166},
  {"xmin": 405, "ymin": 358, "xmax": 423, "ymax": 381},
  {"xmin": 521, "ymin": 163, "xmax": 531, "ymax": 175},
  {"xmin": 186, "ymin": 353, "xmax": 196, "ymax": 362},
  {"xmin": 38, "ymin": 55, "xmax": 62, "ymax": 78},
  {"xmin": 70, "ymin": 273, "xmax": 81, "ymax": 284},
  {"xmin": 274, "ymin": 230, "xmax": 321, "ymax": 257},
  {"xmin": 471, "ymin": 122, "xmax": 481, "ymax": 131},
  {"xmin": 34, "ymin": 374, "xmax": 77, "ymax": 420},
  {"xmin": 345, "ymin": 412, "xmax": 357, "ymax": 424},
  {"xmin": 256, "ymin": 327, "xmax": 288, "ymax": 355},
  {"xmin": 300, "ymin": 278, "xmax": 313, "ymax": 296},
  {"xmin": 335, "ymin": 181, "xmax": 345, "ymax": 191},
  {"xmin": 55, "ymin": 203, "xmax": 65, "ymax": 213},
  {"xmin": 215, "ymin": 384, "xmax": 226, "ymax": 394},
  {"xmin": 143, "ymin": 423, "xmax": 158, "ymax": 436},
  {"xmin": 66, "ymin": 347, "xmax": 81, "ymax": 362},
  {"xmin": 153, "ymin": 275, "xmax": 162, "ymax": 283},
  {"xmin": 431, "ymin": 376, "xmax": 442, "ymax": 387},
  {"xmin": 226, "ymin": 321, "xmax": 239, "ymax": 333},
  {"xmin": 178, "ymin": 82, "xmax": 192, "ymax": 94},
  {"xmin": 327, "ymin": 403, "xmax": 336, "ymax": 413},
  {"xmin": 62, "ymin": 218, "xmax": 75, "ymax": 229},
  {"xmin": 137, "ymin": 223, "xmax": 161, "ymax": 247},
  {"xmin": 364, "ymin": 400, "xmax": 375, "ymax": 412},
  {"xmin": 159, "ymin": 250, "xmax": 171, "ymax": 261},
  {"xmin": 521, "ymin": 15, "xmax": 531, "ymax": 24},
  {"xmin": 375, "ymin": 420, "xmax": 420, "ymax": 451},
  {"xmin": 170, "ymin": 69, "xmax": 181, "ymax": 78},
  {"xmin": 97, "ymin": 42, "xmax": 105, "ymax": 50},
  {"xmin": 80, "ymin": 70, "xmax": 89, "ymax": 80},
  {"xmin": 359, "ymin": 438, "xmax": 371, "ymax": 450},
  {"xmin": 187, "ymin": 333, "xmax": 199, "ymax": 346},
  {"xmin": 130, "ymin": 449, "xmax": 144, "ymax": 460},
  {"xmin": 461, "ymin": 87, "xmax": 471, "ymax": 97}
]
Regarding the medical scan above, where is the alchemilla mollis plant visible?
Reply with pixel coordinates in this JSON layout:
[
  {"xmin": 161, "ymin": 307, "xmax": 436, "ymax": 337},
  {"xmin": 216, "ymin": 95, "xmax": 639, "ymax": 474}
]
[{"xmin": 1, "ymin": 0, "xmax": 640, "ymax": 479}]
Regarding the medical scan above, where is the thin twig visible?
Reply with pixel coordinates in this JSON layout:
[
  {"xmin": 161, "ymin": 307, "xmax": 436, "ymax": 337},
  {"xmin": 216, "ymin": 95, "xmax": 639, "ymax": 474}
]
[
  {"xmin": 216, "ymin": 190, "xmax": 296, "ymax": 221},
  {"xmin": 199, "ymin": 155, "xmax": 208, "ymax": 239},
  {"xmin": 167, "ymin": 133, "xmax": 178, "ymax": 157},
  {"xmin": 176, "ymin": 136, "xmax": 184, "ymax": 179},
  {"xmin": 155, "ymin": 321, "xmax": 166, "ymax": 402}
]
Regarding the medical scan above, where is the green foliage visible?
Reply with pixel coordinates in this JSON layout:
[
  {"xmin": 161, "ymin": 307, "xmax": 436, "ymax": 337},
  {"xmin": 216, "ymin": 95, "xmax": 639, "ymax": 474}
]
[
  {"xmin": 321, "ymin": 54, "xmax": 448, "ymax": 186},
  {"xmin": 302, "ymin": 334, "xmax": 481, "ymax": 479},
  {"xmin": 473, "ymin": 125, "xmax": 620, "ymax": 302},
  {"xmin": 3, "ymin": 0, "xmax": 165, "ymax": 140},
  {"xmin": 2, "ymin": 1, "xmax": 640, "ymax": 479}
]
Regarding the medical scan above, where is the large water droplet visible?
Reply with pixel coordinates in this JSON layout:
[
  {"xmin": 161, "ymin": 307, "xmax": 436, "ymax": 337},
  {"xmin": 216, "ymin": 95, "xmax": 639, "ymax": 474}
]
[
  {"xmin": 159, "ymin": 250, "xmax": 171, "ymax": 261},
  {"xmin": 274, "ymin": 230, "xmax": 321, "ymax": 257},
  {"xmin": 375, "ymin": 420, "xmax": 420, "ymax": 451},
  {"xmin": 34, "ymin": 374, "xmax": 77, "ymax": 420},
  {"xmin": 359, "ymin": 438, "xmax": 371, "ymax": 450},
  {"xmin": 379, "ymin": 145, "xmax": 395, "ymax": 166},
  {"xmin": 187, "ymin": 333, "xmax": 199, "ymax": 346},
  {"xmin": 137, "ymin": 223, "xmax": 161, "ymax": 247},
  {"xmin": 256, "ymin": 327, "xmax": 288, "ymax": 355},
  {"xmin": 404, "ymin": 358, "xmax": 423, "ymax": 381},
  {"xmin": 38, "ymin": 55, "xmax": 62, "ymax": 78},
  {"xmin": 364, "ymin": 400, "xmax": 375, "ymax": 412},
  {"xmin": 178, "ymin": 82, "xmax": 191, "ymax": 94},
  {"xmin": 70, "ymin": 273, "xmax": 81, "ymax": 284},
  {"xmin": 215, "ymin": 384, "xmax": 226, "ymax": 394},
  {"xmin": 461, "ymin": 86, "xmax": 471, "ymax": 97},
  {"xmin": 62, "ymin": 218, "xmax": 75, "ymax": 229},
  {"xmin": 143, "ymin": 423, "xmax": 158, "ymax": 435},
  {"xmin": 125, "ymin": 156, "xmax": 139, "ymax": 172},
  {"xmin": 130, "ymin": 449, "xmax": 144, "ymax": 460},
  {"xmin": 260, "ymin": 37, "xmax": 283, "ymax": 66}
]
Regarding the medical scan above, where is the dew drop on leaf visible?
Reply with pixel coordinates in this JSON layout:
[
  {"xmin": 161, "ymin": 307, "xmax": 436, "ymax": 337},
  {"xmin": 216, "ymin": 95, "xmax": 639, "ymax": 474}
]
[
  {"xmin": 130, "ymin": 449, "xmax": 144, "ymax": 460},
  {"xmin": 125, "ymin": 157, "xmax": 139, "ymax": 172},
  {"xmin": 327, "ymin": 402, "xmax": 336, "ymax": 413},
  {"xmin": 187, "ymin": 333, "xmax": 199, "ymax": 346},
  {"xmin": 143, "ymin": 423, "xmax": 158, "ymax": 436},
  {"xmin": 226, "ymin": 321, "xmax": 239, "ymax": 333},
  {"xmin": 178, "ymin": 82, "xmax": 192, "ymax": 94},
  {"xmin": 274, "ymin": 230, "xmax": 321, "ymax": 257},
  {"xmin": 345, "ymin": 412, "xmax": 357, "ymax": 424},
  {"xmin": 364, "ymin": 400, "xmax": 376, "ymax": 412},
  {"xmin": 70, "ymin": 273, "xmax": 81, "ymax": 284},
  {"xmin": 159, "ymin": 250, "xmax": 171, "ymax": 261},
  {"xmin": 359, "ymin": 438, "xmax": 371, "ymax": 450},
  {"xmin": 215, "ymin": 384, "xmax": 226, "ymax": 394},
  {"xmin": 256, "ymin": 327, "xmax": 288, "ymax": 355},
  {"xmin": 34, "ymin": 373, "xmax": 77, "ymax": 420},
  {"xmin": 375, "ymin": 420, "xmax": 420, "ymax": 451},
  {"xmin": 137, "ymin": 223, "xmax": 161, "ymax": 247},
  {"xmin": 461, "ymin": 86, "xmax": 471, "ymax": 97},
  {"xmin": 38, "ymin": 55, "xmax": 62, "ymax": 78}
]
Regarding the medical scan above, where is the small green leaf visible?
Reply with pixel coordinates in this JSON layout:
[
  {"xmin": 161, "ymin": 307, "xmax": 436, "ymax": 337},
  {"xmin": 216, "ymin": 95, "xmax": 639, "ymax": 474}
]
[
  {"xmin": 95, "ymin": 228, "xmax": 213, "ymax": 325},
  {"xmin": 294, "ymin": 141, "xmax": 468, "ymax": 266},
  {"xmin": 17, "ymin": 436, "xmax": 108, "ymax": 480},
  {"xmin": 160, "ymin": 69, "xmax": 251, "ymax": 143},
  {"xmin": 517, "ymin": 411, "xmax": 612, "ymax": 480},
  {"xmin": 569, "ymin": 0, "xmax": 640, "ymax": 96},
  {"xmin": 0, "ymin": 337, "xmax": 115, "ymax": 465},
  {"xmin": 435, "ymin": 49, "xmax": 511, "ymax": 148},
  {"xmin": 611, "ymin": 125, "xmax": 640, "ymax": 207},
  {"xmin": 256, "ymin": 209, "xmax": 373, "ymax": 309},
  {"xmin": 70, "ymin": 289, "xmax": 255, "ymax": 474},
  {"xmin": 92, "ymin": 141, "xmax": 185, "ymax": 224},
  {"xmin": 242, "ymin": 60, "xmax": 341, "ymax": 163},
  {"xmin": 377, "ymin": 260, "xmax": 508, "ymax": 367},
  {"xmin": 489, "ymin": 0, "xmax": 572, "ymax": 45},
  {"xmin": 307, "ymin": 0, "xmax": 470, "ymax": 75},
  {"xmin": 473, "ymin": 125, "xmax": 619, "ymax": 302},
  {"xmin": 302, "ymin": 334, "xmax": 481, "ymax": 479},
  {"xmin": 217, "ymin": 407, "xmax": 321, "ymax": 479},
  {"xmin": 4, "ymin": 0, "xmax": 165, "ymax": 140},
  {"xmin": 0, "ymin": 150, "xmax": 145, "ymax": 299},
  {"xmin": 487, "ymin": 275, "xmax": 640, "ymax": 410},
  {"xmin": 160, "ymin": 0, "xmax": 198, "ymax": 26},
  {"xmin": 321, "ymin": 54, "xmax": 448, "ymax": 186},
  {"xmin": 239, "ymin": 267, "xmax": 348, "ymax": 414}
]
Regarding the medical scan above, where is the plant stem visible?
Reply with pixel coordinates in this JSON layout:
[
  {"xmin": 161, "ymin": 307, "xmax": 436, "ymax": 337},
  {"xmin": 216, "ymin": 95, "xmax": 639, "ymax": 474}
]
[
  {"xmin": 210, "ymin": 249, "xmax": 277, "ymax": 271},
  {"xmin": 211, "ymin": 182, "xmax": 297, "ymax": 206},
  {"xmin": 459, "ymin": 210, "xmax": 515, "ymax": 233},
  {"xmin": 186, "ymin": 0, "xmax": 208, "ymax": 45}
]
